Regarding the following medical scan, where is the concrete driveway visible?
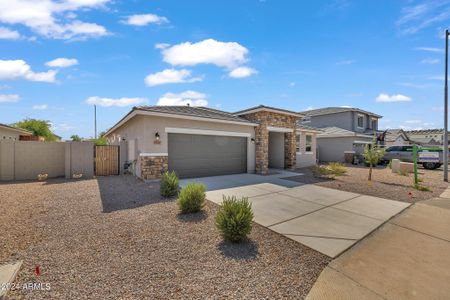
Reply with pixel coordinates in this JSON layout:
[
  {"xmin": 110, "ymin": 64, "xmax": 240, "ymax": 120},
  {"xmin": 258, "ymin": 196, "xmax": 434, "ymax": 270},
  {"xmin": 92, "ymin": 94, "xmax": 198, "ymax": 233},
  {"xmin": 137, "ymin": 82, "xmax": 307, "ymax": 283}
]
[{"xmin": 202, "ymin": 180, "xmax": 410, "ymax": 258}]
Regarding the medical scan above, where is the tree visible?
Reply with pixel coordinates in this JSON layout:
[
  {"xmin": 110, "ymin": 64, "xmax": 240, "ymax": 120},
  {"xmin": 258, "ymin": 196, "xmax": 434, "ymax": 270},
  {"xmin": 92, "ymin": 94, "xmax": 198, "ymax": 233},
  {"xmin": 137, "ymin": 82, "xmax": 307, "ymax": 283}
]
[
  {"xmin": 13, "ymin": 118, "xmax": 57, "ymax": 141},
  {"xmin": 93, "ymin": 136, "xmax": 108, "ymax": 146},
  {"xmin": 363, "ymin": 135, "xmax": 385, "ymax": 181},
  {"xmin": 70, "ymin": 135, "xmax": 82, "ymax": 142}
]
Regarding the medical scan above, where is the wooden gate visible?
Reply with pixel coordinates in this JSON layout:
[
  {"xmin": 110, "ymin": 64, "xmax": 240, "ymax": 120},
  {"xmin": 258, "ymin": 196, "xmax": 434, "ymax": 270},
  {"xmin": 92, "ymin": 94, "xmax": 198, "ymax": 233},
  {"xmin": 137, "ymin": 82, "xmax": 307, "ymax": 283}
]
[{"xmin": 95, "ymin": 145, "xmax": 119, "ymax": 176}]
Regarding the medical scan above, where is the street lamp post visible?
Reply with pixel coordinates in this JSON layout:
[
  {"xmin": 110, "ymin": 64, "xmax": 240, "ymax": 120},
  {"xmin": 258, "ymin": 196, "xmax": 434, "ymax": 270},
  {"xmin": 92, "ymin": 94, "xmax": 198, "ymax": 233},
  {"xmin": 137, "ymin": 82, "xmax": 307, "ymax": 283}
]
[{"xmin": 444, "ymin": 29, "xmax": 449, "ymax": 182}]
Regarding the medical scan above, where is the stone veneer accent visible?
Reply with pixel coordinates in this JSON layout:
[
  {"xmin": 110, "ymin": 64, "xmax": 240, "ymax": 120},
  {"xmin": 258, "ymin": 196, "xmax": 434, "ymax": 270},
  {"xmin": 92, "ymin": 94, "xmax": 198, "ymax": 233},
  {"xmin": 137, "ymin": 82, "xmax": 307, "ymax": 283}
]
[
  {"xmin": 140, "ymin": 155, "xmax": 168, "ymax": 180},
  {"xmin": 240, "ymin": 111, "xmax": 297, "ymax": 174}
]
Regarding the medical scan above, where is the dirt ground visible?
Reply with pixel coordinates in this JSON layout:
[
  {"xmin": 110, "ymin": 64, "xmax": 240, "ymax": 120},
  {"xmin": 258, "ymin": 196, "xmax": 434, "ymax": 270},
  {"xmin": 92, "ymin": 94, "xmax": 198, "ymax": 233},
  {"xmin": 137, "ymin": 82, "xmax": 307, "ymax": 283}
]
[
  {"xmin": 0, "ymin": 176, "xmax": 329, "ymax": 299},
  {"xmin": 286, "ymin": 164, "xmax": 448, "ymax": 202}
]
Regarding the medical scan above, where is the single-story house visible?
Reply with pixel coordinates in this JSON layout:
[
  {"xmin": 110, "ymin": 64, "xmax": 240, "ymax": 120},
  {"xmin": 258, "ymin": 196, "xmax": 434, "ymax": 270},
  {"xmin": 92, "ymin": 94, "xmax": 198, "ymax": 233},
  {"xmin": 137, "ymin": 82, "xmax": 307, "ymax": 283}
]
[
  {"xmin": 316, "ymin": 127, "xmax": 374, "ymax": 162},
  {"xmin": 105, "ymin": 105, "xmax": 318, "ymax": 179},
  {"xmin": 0, "ymin": 123, "xmax": 32, "ymax": 140}
]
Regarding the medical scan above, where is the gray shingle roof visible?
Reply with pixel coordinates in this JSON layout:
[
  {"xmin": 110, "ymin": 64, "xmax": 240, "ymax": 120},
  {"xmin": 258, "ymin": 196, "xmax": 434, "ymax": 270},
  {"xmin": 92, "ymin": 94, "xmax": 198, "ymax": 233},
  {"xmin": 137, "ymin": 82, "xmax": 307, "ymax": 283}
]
[
  {"xmin": 317, "ymin": 126, "xmax": 373, "ymax": 138},
  {"xmin": 405, "ymin": 129, "xmax": 448, "ymax": 135},
  {"xmin": 300, "ymin": 107, "xmax": 382, "ymax": 118},
  {"xmin": 135, "ymin": 106, "xmax": 255, "ymax": 124},
  {"xmin": 234, "ymin": 105, "xmax": 304, "ymax": 117},
  {"xmin": 296, "ymin": 123, "xmax": 323, "ymax": 132}
]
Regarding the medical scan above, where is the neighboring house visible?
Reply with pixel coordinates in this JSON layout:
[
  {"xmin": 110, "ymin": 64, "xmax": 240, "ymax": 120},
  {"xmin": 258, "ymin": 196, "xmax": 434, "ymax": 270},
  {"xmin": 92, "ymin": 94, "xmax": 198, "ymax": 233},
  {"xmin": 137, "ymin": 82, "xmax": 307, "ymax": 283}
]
[
  {"xmin": 105, "ymin": 105, "xmax": 318, "ymax": 179},
  {"xmin": 0, "ymin": 123, "xmax": 32, "ymax": 140},
  {"xmin": 299, "ymin": 107, "xmax": 383, "ymax": 163},
  {"xmin": 383, "ymin": 129, "xmax": 411, "ymax": 147},
  {"xmin": 405, "ymin": 129, "xmax": 450, "ymax": 146}
]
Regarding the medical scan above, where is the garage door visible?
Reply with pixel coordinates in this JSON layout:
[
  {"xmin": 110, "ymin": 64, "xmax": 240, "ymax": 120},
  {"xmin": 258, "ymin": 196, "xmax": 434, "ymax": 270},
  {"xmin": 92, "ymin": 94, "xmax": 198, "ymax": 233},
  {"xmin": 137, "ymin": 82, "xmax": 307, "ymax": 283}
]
[{"xmin": 168, "ymin": 133, "xmax": 247, "ymax": 178}]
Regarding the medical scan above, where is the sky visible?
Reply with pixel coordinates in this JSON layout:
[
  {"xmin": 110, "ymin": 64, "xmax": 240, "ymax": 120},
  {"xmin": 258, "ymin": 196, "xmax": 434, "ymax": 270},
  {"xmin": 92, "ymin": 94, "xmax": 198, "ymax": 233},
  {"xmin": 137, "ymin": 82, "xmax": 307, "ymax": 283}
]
[{"xmin": 0, "ymin": 0, "xmax": 449, "ymax": 139}]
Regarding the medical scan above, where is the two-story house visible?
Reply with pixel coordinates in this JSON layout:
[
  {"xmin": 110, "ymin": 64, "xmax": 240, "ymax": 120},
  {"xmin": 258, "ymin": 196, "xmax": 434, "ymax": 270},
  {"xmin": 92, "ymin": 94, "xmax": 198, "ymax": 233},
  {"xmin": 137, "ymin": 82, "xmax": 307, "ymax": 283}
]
[{"xmin": 299, "ymin": 107, "xmax": 382, "ymax": 162}]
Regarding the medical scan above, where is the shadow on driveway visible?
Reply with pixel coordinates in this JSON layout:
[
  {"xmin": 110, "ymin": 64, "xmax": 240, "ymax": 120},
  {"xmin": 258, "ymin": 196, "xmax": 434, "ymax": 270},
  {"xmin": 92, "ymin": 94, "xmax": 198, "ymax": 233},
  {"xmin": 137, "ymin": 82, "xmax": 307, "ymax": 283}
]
[{"xmin": 97, "ymin": 175, "xmax": 171, "ymax": 213}]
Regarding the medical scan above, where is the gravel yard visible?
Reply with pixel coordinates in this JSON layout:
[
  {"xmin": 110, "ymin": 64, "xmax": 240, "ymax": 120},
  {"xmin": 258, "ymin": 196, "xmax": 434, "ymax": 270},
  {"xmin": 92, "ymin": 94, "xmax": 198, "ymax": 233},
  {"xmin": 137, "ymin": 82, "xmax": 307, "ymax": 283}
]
[
  {"xmin": 287, "ymin": 164, "xmax": 448, "ymax": 202},
  {"xmin": 1, "ymin": 176, "xmax": 329, "ymax": 299}
]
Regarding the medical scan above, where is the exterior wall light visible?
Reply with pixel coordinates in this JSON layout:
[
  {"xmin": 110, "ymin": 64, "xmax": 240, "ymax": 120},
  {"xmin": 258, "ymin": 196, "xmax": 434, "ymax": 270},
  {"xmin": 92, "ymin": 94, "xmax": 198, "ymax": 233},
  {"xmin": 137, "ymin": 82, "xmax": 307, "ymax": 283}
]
[
  {"xmin": 154, "ymin": 132, "xmax": 161, "ymax": 144},
  {"xmin": 251, "ymin": 138, "xmax": 255, "ymax": 144}
]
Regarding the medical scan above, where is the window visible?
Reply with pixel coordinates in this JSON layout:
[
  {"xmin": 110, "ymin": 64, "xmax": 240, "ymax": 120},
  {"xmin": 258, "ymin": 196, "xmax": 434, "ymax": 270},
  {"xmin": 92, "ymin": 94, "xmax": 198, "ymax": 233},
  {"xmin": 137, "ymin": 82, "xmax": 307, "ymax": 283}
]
[
  {"xmin": 357, "ymin": 115, "xmax": 364, "ymax": 128},
  {"xmin": 305, "ymin": 135, "xmax": 312, "ymax": 152},
  {"xmin": 295, "ymin": 134, "xmax": 300, "ymax": 153},
  {"xmin": 371, "ymin": 119, "xmax": 377, "ymax": 130}
]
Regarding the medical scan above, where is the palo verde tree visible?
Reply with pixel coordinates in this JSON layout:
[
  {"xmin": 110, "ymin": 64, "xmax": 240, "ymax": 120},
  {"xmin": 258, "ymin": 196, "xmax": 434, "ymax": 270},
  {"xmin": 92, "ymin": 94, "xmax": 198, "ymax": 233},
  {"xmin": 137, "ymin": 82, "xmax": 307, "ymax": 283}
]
[
  {"xmin": 13, "ymin": 118, "xmax": 57, "ymax": 141},
  {"xmin": 363, "ymin": 135, "xmax": 385, "ymax": 181}
]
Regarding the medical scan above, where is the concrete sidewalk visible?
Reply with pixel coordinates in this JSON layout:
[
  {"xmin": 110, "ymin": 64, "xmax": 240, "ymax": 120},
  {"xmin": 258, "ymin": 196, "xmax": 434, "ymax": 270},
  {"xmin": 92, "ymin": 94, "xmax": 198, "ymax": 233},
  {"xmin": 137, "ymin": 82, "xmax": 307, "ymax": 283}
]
[
  {"xmin": 206, "ymin": 183, "xmax": 409, "ymax": 257},
  {"xmin": 307, "ymin": 190, "xmax": 450, "ymax": 299}
]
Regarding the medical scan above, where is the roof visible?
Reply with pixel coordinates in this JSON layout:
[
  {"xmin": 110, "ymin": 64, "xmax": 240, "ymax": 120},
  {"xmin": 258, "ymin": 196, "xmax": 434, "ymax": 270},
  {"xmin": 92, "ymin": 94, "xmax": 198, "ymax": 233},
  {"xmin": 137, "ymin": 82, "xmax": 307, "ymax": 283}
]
[
  {"xmin": 234, "ymin": 105, "xmax": 304, "ymax": 118},
  {"xmin": 316, "ymin": 126, "xmax": 373, "ymax": 138},
  {"xmin": 405, "ymin": 129, "xmax": 448, "ymax": 135},
  {"xmin": 135, "ymin": 106, "xmax": 255, "ymax": 124},
  {"xmin": 0, "ymin": 123, "xmax": 32, "ymax": 135},
  {"xmin": 383, "ymin": 129, "xmax": 410, "ymax": 142},
  {"xmin": 105, "ymin": 105, "xmax": 259, "ymax": 136},
  {"xmin": 300, "ymin": 107, "xmax": 382, "ymax": 118},
  {"xmin": 296, "ymin": 123, "xmax": 323, "ymax": 132}
]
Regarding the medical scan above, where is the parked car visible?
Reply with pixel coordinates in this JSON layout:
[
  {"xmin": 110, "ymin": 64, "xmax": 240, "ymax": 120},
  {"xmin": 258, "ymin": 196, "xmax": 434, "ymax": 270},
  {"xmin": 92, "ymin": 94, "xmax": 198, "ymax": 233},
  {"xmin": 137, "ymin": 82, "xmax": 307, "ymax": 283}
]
[{"xmin": 382, "ymin": 146, "xmax": 444, "ymax": 170}]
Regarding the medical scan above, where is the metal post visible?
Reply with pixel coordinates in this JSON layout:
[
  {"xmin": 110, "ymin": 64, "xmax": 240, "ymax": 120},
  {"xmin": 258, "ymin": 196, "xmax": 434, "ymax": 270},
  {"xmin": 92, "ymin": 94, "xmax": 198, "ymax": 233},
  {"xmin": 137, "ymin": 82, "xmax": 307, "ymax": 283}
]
[
  {"xmin": 94, "ymin": 105, "xmax": 97, "ymax": 139},
  {"xmin": 413, "ymin": 144, "xmax": 418, "ymax": 185},
  {"xmin": 444, "ymin": 29, "xmax": 449, "ymax": 182}
]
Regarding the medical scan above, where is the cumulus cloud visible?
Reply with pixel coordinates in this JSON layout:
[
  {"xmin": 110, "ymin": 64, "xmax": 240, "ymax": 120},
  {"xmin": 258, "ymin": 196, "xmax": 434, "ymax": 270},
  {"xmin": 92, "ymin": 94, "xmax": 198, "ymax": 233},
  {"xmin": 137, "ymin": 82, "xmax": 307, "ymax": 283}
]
[
  {"xmin": 376, "ymin": 93, "xmax": 411, "ymax": 102},
  {"xmin": 0, "ymin": 94, "xmax": 20, "ymax": 103},
  {"xmin": 157, "ymin": 90, "xmax": 208, "ymax": 106},
  {"xmin": 45, "ymin": 58, "xmax": 79, "ymax": 68},
  {"xmin": 0, "ymin": 27, "xmax": 20, "ymax": 40},
  {"xmin": 85, "ymin": 96, "xmax": 148, "ymax": 107},
  {"xmin": 33, "ymin": 104, "xmax": 48, "ymax": 110},
  {"xmin": 155, "ymin": 43, "xmax": 170, "ymax": 49},
  {"xmin": 0, "ymin": 60, "xmax": 57, "ymax": 82},
  {"xmin": 144, "ymin": 68, "xmax": 202, "ymax": 86},
  {"xmin": 161, "ymin": 39, "xmax": 249, "ymax": 69},
  {"xmin": 228, "ymin": 66, "xmax": 257, "ymax": 78},
  {"xmin": 0, "ymin": 0, "xmax": 110, "ymax": 40},
  {"xmin": 122, "ymin": 14, "xmax": 168, "ymax": 26}
]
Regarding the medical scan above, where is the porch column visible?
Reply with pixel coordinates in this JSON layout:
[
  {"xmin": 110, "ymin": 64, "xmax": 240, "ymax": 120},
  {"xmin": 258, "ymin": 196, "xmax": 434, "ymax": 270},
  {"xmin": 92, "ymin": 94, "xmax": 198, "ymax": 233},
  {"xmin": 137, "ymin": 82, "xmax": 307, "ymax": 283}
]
[
  {"xmin": 255, "ymin": 124, "xmax": 269, "ymax": 175},
  {"xmin": 284, "ymin": 130, "xmax": 296, "ymax": 169}
]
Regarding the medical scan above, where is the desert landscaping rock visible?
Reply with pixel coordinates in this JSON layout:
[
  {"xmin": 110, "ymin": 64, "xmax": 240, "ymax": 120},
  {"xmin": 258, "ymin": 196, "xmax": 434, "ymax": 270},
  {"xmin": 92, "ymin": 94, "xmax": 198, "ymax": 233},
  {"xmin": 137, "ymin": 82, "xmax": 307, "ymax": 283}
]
[{"xmin": 0, "ymin": 176, "xmax": 330, "ymax": 299}]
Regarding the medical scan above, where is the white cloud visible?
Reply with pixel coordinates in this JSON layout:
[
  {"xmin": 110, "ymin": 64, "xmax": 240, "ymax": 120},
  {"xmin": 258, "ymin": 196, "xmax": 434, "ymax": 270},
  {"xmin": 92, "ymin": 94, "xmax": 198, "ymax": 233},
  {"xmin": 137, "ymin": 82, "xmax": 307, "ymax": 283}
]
[
  {"xmin": 157, "ymin": 90, "xmax": 208, "ymax": 106},
  {"xmin": 33, "ymin": 104, "xmax": 48, "ymax": 110},
  {"xmin": 0, "ymin": 27, "xmax": 20, "ymax": 40},
  {"xmin": 144, "ymin": 68, "xmax": 202, "ymax": 86},
  {"xmin": 122, "ymin": 14, "xmax": 168, "ymax": 26},
  {"xmin": 0, "ymin": 0, "xmax": 110, "ymax": 40},
  {"xmin": 416, "ymin": 47, "xmax": 444, "ymax": 53},
  {"xmin": 155, "ymin": 43, "xmax": 170, "ymax": 49},
  {"xmin": 397, "ymin": 2, "xmax": 450, "ymax": 34},
  {"xmin": 0, "ymin": 60, "xmax": 57, "ymax": 82},
  {"xmin": 228, "ymin": 66, "xmax": 257, "ymax": 78},
  {"xmin": 376, "ymin": 93, "xmax": 411, "ymax": 102},
  {"xmin": 45, "ymin": 58, "xmax": 78, "ymax": 68},
  {"xmin": 0, "ymin": 94, "xmax": 20, "ymax": 103},
  {"xmin": 161, "ymin": 39, "xmax": 249, "ymax": 69},
  {"xmin": 405, "ymin": 119, "xmax": 421, "ymax": 124},
  {"xmin": 420, "ymin": 58, "xmax": 439, "ymax": 64},
  {"xmin": 336, "ymin": 59, "xmax": 354, "ymax": 65},
  {"xmin": 85, "ymin": 96, "xmax": 148, "ymax": 107}
]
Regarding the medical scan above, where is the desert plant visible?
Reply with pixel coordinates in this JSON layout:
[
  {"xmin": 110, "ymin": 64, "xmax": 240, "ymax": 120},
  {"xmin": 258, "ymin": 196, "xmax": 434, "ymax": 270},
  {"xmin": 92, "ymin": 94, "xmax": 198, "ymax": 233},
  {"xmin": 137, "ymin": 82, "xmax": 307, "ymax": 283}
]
[
  {"xmin": 310, "ymin": 165, "xmax": 335, "ymax": 178},
  {"xmin": 160, "ymin": 171, "xmax": 179, "ymax": 197},
  {"xmin": 399, "ymin": 169, "xmax": 409, "ymax": 176},
  {"xmin": 413, "ymin": 184, "xmax": 431, "ymax": 192},
  {"xmin": 327, "ymin": 162, "xmax": 347, "ymax": 176},
  {"xmin": 177, "ymin": 183, "xmax": 206, "ymax": 213},
  {"xmin": 363, "ymin": 136, "xmax": 385, "ymax": 181},
  {"xmin": 215, "ymin": 196, "xmax": 254, "ymax": 242},
  {"xmin": 387, "ymin": 160, "xmax": 392, "ymax": 169}
]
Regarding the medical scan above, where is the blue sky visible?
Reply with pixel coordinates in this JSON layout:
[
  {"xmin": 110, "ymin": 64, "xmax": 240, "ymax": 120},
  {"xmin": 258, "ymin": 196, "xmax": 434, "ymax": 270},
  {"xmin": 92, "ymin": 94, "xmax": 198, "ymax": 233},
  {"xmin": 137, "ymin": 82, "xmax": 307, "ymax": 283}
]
[{"xmin": 0, "ymin": 0, "xmax": 449, "ymax": 139}]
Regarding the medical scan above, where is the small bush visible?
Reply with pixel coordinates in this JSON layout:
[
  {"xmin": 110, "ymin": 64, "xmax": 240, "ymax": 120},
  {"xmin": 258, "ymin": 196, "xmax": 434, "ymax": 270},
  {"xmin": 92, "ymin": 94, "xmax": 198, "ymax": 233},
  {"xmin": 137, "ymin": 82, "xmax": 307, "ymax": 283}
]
[
  {"xmin": 387, "ymin": 160, "xmax": 392, "ymax": 169},
  {"xmin": 327, "ymin": 162, "xmax": 347, "ymax": 176},
  {"xmin": 177, "ymin": 183, "xmax": 206, "ymax": 213},
  {"xmin": 160, "ymin": 171, "xmax": 179, "ymax": 197},
  {"xmin": 414, "ymin": 184, "xmax": 431, "ymax": 192},
  {"xmin": 215, "ymin": 196, "xmax": 254, "ymax": 243},
  {"xmin": 310, "ymin": 165, "xmax": 335, "ymax": 178}
]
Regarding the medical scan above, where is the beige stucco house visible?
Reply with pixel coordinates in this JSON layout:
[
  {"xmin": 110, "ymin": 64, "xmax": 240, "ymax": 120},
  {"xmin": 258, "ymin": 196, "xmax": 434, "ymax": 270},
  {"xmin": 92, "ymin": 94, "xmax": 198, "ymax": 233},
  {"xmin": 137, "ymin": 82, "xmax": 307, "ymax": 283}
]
[
  {"xmin": 105, "ymin": 105, "xmax": 319, "ymax": 179},
  {"xmin": 0, "ymin": 123, "xmax": 32, "ymax": 141}
]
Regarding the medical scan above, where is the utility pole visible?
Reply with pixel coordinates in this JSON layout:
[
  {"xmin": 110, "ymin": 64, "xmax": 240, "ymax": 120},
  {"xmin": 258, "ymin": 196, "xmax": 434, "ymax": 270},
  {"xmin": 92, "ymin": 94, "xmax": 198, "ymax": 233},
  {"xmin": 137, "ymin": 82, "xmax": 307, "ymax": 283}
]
[
  {"xmin": 94, "ymin": 105, "xmax": 97, "ymax": 139},
  {"xmin": 444, "ymin": 30, "xmax": 449, "ymax": 181}
]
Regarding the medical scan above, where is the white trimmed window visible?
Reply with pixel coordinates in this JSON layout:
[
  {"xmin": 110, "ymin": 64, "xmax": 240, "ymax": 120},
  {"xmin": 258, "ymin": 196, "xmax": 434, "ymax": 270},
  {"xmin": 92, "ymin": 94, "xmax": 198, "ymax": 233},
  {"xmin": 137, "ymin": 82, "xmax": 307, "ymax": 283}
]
[
  {"xmin": 357, "ymin": 115, "xmax": 364, "ymax": 128},
  {"xmin": 305, "ymin": 134, "xmax": 312, "ymax": 152},
  {"xmin": 295, "ymin": 134, "xmax": 301, "ymax": 153},
  {"xmin": 371, "ymin": 118, "xmax": 377, "ymax": 130}
]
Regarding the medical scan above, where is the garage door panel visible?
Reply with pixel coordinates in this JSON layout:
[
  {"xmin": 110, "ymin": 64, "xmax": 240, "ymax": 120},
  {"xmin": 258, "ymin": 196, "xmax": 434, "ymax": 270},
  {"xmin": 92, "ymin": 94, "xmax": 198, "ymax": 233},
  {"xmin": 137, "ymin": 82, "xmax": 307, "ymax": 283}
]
[{"xmin": 168, "ymin": 133, "xmax": 247, "ymax": 178}]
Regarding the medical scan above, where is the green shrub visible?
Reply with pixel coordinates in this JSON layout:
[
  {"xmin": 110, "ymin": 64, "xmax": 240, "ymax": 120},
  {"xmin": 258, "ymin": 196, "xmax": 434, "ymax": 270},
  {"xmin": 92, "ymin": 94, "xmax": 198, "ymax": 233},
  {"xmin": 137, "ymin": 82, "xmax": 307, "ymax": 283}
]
[
  {"xmin": 177, "ymin": 183, "xmax": 206, "ymax": 213},
  {"xmin": 327, "ymin": 162, "xmax": 347, "ymax": 176},
  {"xmin": 215, "ymin": 196, "xmax": 254, "ymax": 243},
  {"xmin": 310, "ymin": 165, "xmax": 335, "ymax": 178},
  {"xmin": 160, "ymin": 171, "xmax": 179, "ymax": 197}
]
